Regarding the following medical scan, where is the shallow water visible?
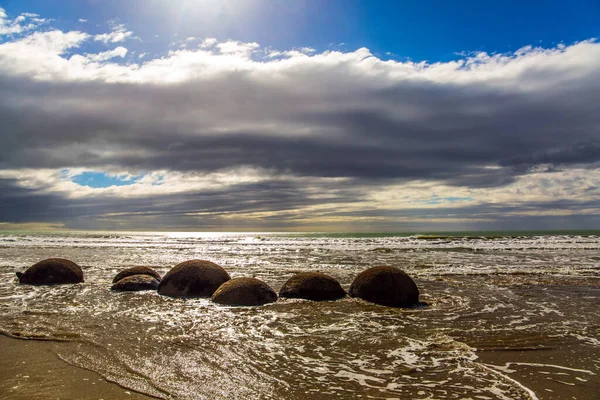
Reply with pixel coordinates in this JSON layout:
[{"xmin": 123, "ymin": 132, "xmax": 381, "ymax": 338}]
[{"xmin": 0, "ymin": 232, "xmax": 599, "ymax": 399}]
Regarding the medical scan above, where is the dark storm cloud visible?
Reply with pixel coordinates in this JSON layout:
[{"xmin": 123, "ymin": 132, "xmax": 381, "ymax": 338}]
[
  {"xmin": 0, "ymin": 179, "xmax": 64, "ymax": 223},
  {"xmin": 0, "ymin": 176, "xmax": 367, "ymax": 229},
  {"xmin": 0, "ymin": 63, "xmax": 599, "ymax": 187}
]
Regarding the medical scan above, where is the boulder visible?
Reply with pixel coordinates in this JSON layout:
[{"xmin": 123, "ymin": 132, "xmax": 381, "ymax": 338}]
[
  {"xmin": 279, "ymin": 272, "xmax": 346, "ymax": 301},
  {"xmin": 370, "ymin": 247, "xmax": 392, "ymax": 253},
  {"xmin": 157, "ymin": 260, "xmax": 230, "ymax": 298},
  {"xmin": 349, "ymin": 266, "xmax": 419, "ymax": 307},
  {"xmin": 16, "ymin": 258, "xmax": 84, "ymax": 285},
  {"xmin": 211, "ymin": 277, "xmax": 277, "ymax": 306},
  {"xmin": 112, "ymin": 266, "xmax": 161, "ymax": 283},
  {"xmin": 111, "ymin": 274, "xmax": 160, "ymax": 292}
]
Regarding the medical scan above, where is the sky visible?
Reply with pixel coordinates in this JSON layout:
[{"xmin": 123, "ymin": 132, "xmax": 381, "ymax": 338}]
[{"xmin": 0, "ymin": 1, "xmax": 599, "ymax": 232}]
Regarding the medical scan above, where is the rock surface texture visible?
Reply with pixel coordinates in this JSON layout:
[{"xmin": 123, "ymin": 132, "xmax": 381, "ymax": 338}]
[
  {"xmin": 349, "ymin": 266, "xmax": 419, "ymax": 307},
  {"xmin": 16, "ymin": 258, "xmax": 84, "ymax": 285},
  {"xmin": 212, "ymin": 277, "xmax": 277, "ymax": 306},
  {"xmin": 279, "ymin": 272, "xmax": 346, "ymax": 301},
  {"xmin": 112, "ymin": 266, "xmax": 161, "ymax": 283},
  {"xmin": 157, "ymin": 260, "xmax": 231, "ymax": 298},
  {"xmin": 111, "ymin": 274, "xmax": 160, "ymax": 291}
]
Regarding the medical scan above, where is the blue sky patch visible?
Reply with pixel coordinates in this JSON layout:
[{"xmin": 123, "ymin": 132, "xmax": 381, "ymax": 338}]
[{"xmin": 71, "ymin": 172, "xmax": 142, "ymax": 188}]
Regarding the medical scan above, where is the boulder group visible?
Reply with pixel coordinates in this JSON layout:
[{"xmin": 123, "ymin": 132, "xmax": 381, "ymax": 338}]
[{"xmin": 14, "ymin": 257, "xmax": 423, "ymax": 309}]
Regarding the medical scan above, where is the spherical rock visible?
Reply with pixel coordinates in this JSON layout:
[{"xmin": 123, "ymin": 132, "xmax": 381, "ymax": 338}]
[
  {"xmin": 16, "ymin": 258, "xmax": 84, "ymax": 285},
  {"xmin": 279, "ymin": 272, "xmax": 346, "ymax": 301},
  {"xmin": 157, "ymin": 260, "xmax": 230, "ymax": 298},
  {"xmin": 113, "ymin": 266, "xmax": 161, "ymax": 283},
  {"xmin": 211, "ymin": 277, "xmax": 277, "ymax": 306},
  {"xmin": 111, "ymin": 274, "xmax": 160, "ymax": 292},
  {"xmin": 349, "ymin": 266, "xmax": 419, "ymax": 307}
]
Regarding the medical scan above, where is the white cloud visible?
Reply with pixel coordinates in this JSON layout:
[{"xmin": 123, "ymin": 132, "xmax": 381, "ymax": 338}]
[
  {"xmin": 78, "ymin": 19, "xmax": 88, "ymax": 23},
  {"xmin": 94, "ymin": 23, "xmax": 133, "ymax": 44},
  {"xmin": 216, "ymin": 40, "xmax": 259, "ymax": 58},
  {"xmin": 267, "ymin": 47, "xmax": 316, "ymax": 59},
  {"xmin": 0, "ymin": 7, "xmax": 45, "ymax": 36},
  {"xmin": 200, "ymin": 38, "xmax": 217, "ymax": 48},
  {"xmin": 267, "ymin": 50, "xmax": 283, "ymax": 58},
  {"xmin": 85, "ymin": 46, "xmax": 128, "ymax": 62},
  {"xmin": 0, "ymin": 30, "xmax": 89, "ymax": 80},
  {"xmin": 2, "ymin": 31, "xmax": 597, "ymax": 90}
]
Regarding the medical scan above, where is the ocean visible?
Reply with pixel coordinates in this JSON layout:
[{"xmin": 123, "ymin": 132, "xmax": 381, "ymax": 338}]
[{"xmin": 0, "ymin": 231, "xmax": 598, "ymax": 399}]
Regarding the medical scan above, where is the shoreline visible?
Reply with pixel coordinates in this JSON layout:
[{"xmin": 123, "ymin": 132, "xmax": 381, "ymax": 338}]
[{"xmin": 0, "ymin": 335, "xmax": 155, "ymax": 400}]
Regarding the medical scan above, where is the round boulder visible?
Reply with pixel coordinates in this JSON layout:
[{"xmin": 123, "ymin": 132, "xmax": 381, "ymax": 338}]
[
  {"xmin": 111, "ymin": 274, "xmax": 160, "ymax": 292},
  {"xmin": 279, "ymin": 272, "xmax": 346, "ymax": 301},
  {"xmin": 157, "ymin": 260, "xmax": 231, "ymax": 298},
  {"xmin": 349, "ymin": 266, "xmax": 419, "ymax": 307},
  {"xmin": 16, "ymin": 258, "xmax": 84, "ymax": 285},
  {"xmin": 211, "ymin": 277, "xmax": 277, "ymax": 306},
  {"xmin": 113, "ymin": 266, "xmax": 161, "ymax": 283}
]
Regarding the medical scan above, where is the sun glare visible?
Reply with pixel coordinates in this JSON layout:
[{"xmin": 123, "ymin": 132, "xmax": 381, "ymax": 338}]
[{"xmin": 163, "ymin": 0, "xmax": 260, "ymax": 34}]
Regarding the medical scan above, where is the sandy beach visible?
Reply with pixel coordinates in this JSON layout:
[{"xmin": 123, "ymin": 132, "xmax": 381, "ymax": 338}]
[{"xmin": 0, "ymin": 335, "xmax": 154, "ymax": 400}]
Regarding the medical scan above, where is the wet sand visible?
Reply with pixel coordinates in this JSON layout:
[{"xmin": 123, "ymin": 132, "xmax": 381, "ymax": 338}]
[
  {"xmin": 460, "ymin": 277, "xmax": 600, "ymax": 400},
  {"xmin": 477, "ymin": 347, "xmax": 599, "ymax": 400},
  {"xmin": 1, "ymin": 278, "xmax": 598, "ymax": 399},
  {"xmin": 0, "ymin": 335, "xmax": 154, "ymax": 400}
]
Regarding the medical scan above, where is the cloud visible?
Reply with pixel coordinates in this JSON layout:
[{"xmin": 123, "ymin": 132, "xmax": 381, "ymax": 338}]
[
  {"xmin": 0, "ymin": 15, "xmax": 599, "ymax": 229},
  {"xmin": 94, "ymin": 23, "xmax": 133, "ymax": 44},
  {"xmin": 85, "ymin": 46, "xmax": 128, "ymax": 62},
  {"xmin": 200, "ymin": 38, "xmax": 217, "ymax": 48},
  {"xmin": 215, "ymin": 40, "xmax": 259, "ymax": 58},
  {"xmin": 0, "ymin": 7, "xmax": 45, "ymax": 36}
]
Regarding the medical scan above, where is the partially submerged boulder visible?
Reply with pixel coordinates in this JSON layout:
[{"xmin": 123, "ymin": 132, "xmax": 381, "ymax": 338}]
[
  {"xmin": 157, "ymin": 260, "xmax": 231, "ymax": 298},
  {"xmin": 112, "ymin": 266, "xmax": 161, "ymax": 283},
  {"xmin": 212, "ymin": 277, "xmax": 277, "ymax": 306},
  {"xmin": 279, "ymin": 272, "xmax": 346, "ymax": 301},
  {"xmin": 16, "ymin": 258, "xmax": 84, "ymax": 285},
  {"xmin": 370, "ymin": 247, "xmax": 392, "ymax": 253},
  {"xmin": 111, "ymin": 274, "xmax": 160, "ymax": 292},
  {"xmin": 349, "ymin": 266, "xmax": 419, "ymax": 307}
]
